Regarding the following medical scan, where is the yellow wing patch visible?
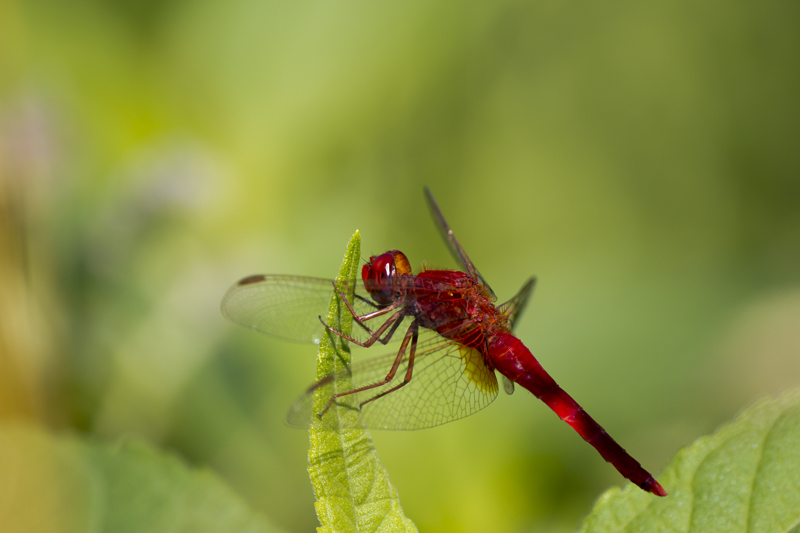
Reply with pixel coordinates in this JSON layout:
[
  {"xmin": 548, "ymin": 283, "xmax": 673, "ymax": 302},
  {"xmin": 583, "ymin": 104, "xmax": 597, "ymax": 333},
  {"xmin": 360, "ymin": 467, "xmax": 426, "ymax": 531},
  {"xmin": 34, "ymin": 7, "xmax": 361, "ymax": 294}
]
[{"xmin": 460, "ymin": 345, "xmax": 498, "ymax": 394}]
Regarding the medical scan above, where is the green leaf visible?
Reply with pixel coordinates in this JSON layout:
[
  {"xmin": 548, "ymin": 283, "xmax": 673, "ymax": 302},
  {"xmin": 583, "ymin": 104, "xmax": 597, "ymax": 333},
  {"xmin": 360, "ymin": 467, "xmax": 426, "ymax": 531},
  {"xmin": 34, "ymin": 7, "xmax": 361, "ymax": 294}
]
[
  {"xmin": 579, "ymin": 389, "xmax": 800, "ymax": 533},
  {"xmin": 0, "ymin": 423, "xmax": 281, "ymax": 533},
  {"xmin": 308, "ymin": 231, "xmax": 418, "ymax": 533}
]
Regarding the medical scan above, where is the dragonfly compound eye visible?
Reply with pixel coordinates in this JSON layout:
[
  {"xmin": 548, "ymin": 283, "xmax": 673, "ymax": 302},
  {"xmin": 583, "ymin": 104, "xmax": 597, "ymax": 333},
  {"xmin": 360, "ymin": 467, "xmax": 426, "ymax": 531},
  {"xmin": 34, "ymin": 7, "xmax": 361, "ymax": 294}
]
[{"xmin": 363, "ymin": 252, "xmax": 398, "ymax": 305}]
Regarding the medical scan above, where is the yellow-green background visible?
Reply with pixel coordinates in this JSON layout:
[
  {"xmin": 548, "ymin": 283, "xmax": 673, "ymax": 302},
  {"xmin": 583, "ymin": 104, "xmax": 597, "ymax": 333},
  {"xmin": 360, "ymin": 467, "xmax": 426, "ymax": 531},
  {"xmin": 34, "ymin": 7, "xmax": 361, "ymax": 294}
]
[{"xmin": 2, "ymin": 1, "xmax": 799, "ymax": 532}]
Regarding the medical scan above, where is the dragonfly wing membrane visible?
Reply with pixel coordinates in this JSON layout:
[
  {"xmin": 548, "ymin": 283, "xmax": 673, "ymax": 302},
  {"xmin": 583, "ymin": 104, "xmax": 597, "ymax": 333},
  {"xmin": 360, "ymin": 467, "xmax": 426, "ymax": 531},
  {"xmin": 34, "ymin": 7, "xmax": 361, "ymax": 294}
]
[
  {"xmin": 424, "ymin": 187, "xmax": 497, "ymax": 300},
  {"xmin": 287, "ymin": 334, "xmax": 499, "ymax": 430},
  {"xmin": 221, "ymin": 275, "xmax": 379, "ymax": 344},
  {"xmin": 498, "ymin": 277, "xmax": 537, "ymax": 332},
  {"xmin": 502, "ymin": 375, "xmax": 515, "ymax": 395}
]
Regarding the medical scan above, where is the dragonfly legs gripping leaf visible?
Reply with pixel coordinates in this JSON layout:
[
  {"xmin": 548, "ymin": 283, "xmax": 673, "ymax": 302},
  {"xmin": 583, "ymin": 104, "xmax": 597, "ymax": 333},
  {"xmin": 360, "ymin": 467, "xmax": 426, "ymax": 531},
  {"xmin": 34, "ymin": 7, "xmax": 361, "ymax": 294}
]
[
  {"xmin": 317, "ymin": 308, "xmax": 406, "ymax": 348},
  {"xmin": 318, "ymin": 321, "xmax": 421, "ymax": 419},
  {"xmin": 319, "ymin": 281, "xmax": 407, "ymax": 347}
]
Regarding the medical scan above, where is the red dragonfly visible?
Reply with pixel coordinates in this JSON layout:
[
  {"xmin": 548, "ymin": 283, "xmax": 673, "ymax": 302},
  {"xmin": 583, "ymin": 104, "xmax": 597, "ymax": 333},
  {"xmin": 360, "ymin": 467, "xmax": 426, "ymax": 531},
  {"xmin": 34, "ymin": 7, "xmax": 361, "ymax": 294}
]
[{"xmin": 221, "ymin": 188, "xmax": 667, "ymax": 496}]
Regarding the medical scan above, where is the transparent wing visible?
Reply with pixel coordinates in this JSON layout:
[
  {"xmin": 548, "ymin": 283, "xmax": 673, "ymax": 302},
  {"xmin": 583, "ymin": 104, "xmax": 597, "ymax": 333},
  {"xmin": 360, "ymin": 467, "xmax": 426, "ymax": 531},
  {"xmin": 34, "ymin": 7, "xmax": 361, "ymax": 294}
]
[
  {"xmin": 498, "ymin": 277, "xmax": 537, "ymax": 332},
  {"xmin": 424, "ymin": 187, "xmax": 497, "ymax": 301},
  {"xmin": 221, "ymin": 274, "xmax": 384, "ymax": 344},
  {"xmin": 286, "ymin": 332, "xmax": 499, "ymax": 430},
  {"xmin": 502, "ymin": 375, "xmax": 515, "ymax": 395}
]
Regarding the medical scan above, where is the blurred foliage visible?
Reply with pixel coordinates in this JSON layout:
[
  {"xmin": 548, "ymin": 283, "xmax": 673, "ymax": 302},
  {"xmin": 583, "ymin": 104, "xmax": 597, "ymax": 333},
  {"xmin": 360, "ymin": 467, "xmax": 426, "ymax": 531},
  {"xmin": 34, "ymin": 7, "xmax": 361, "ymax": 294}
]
[
  {"xmin": 1, "ymin": 0, "xmax": 799, "ymax": 532},
  {"xmin": 0, "ymin": 424, "xmax": 281, "ymax": 533}
]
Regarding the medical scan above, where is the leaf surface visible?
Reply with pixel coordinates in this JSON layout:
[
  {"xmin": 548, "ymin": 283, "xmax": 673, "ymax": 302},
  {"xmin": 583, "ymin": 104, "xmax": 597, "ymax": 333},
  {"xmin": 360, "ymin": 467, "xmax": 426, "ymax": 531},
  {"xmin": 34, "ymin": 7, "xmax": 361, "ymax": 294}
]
[
  {"xmin": 579, "ymin": 389, "xmax": 800, "ymax": 533},
  {"xmin": 308, "ymin": 231, "xmax": 418, "ymax": 533}
]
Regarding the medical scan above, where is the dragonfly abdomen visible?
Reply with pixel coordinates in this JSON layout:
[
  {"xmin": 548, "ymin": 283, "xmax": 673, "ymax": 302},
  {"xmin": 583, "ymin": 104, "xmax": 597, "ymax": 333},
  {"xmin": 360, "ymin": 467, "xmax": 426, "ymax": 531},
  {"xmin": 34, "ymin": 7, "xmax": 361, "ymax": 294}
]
[{"xmin": 487, "ymin": 332, "xmax": 667, "ymax": 496}]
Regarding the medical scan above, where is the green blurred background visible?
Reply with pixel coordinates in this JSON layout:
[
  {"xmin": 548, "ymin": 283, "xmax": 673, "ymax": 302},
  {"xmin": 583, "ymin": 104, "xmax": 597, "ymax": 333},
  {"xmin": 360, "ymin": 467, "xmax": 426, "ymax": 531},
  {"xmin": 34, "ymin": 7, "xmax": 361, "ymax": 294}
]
[{"xmin": 2, "ymin": 1, "xmax": 800, "ymax": 531}]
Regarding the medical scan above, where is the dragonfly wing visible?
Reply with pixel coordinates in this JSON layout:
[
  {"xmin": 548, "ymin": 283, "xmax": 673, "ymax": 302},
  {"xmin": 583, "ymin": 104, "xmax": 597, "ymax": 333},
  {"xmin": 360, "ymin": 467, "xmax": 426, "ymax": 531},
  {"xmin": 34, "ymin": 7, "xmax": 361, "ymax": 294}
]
[
  {"xmin": 502, "ymin": 375, "xmax": 515, "ymax": 395},
  {"xmin": 286, "ymin": 333, "xmax": 499, "ymax": 430},
  {"xmin": 498, "ymin": 277, "xmax": 536, "ymax": 332},
  {"xmin": 221, "ymin": 274, "xmax": 379, "ymax": 344},
  {"xmin": 424, "ymin": 187, "xmax": 497, "ymax": 300}
]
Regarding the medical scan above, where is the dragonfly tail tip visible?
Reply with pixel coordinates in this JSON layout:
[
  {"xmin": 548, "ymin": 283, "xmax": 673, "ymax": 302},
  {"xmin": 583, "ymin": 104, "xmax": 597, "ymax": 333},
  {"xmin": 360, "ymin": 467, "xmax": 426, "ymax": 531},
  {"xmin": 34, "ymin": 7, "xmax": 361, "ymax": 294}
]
[{"xmin": 649, "ymin": 480, "xmax": 668, "ymax": 497}]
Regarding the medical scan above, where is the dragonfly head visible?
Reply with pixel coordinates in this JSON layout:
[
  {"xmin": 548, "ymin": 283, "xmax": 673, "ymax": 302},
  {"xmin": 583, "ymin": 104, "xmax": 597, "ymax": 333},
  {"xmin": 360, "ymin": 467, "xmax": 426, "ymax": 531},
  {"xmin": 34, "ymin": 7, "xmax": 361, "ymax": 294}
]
[{"xmin": 362, "ymin": 250, "xmax": 411, "ymax": 305}]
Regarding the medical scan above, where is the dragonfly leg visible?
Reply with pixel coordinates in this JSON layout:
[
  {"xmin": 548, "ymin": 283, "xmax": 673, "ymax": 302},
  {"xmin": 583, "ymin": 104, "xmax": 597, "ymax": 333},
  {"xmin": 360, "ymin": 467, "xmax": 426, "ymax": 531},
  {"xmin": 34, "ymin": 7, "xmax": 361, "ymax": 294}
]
[
  {"xmin": 330, "ymin": 281, "xmax": 402, "ymax": 340},
  {"xmin": 375, "ymin": 313, "xmax": 405, "ymax": 345},
  {"xmin": 318, "ymin": 307, "xmax": 406, "ymax": 348},
  {"xmin": 319, "ymin": 321, "xmax": 419, "ymax": 417},
  {"xmin": 331, "ymin": 281, "xmax": 392, "ymax": 322},
  {"xmin": 349, "ymin": 304, "xmax": 404, "ymax": 343},
  {"xmin": 357, "ymin": 323, "xmax": 419, "ymax": 409},
  {"xmin": 353, "ymin": 293, "xmax": 379, "ymax": 309}
]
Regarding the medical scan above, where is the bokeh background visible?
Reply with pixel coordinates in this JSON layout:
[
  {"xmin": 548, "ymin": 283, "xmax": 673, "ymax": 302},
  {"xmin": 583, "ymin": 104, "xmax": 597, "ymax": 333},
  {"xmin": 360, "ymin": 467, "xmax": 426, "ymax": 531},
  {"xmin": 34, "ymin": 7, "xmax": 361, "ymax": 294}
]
[{"xmin": 2, "ymin": 1, "xmax": 800, "ymax": 532}]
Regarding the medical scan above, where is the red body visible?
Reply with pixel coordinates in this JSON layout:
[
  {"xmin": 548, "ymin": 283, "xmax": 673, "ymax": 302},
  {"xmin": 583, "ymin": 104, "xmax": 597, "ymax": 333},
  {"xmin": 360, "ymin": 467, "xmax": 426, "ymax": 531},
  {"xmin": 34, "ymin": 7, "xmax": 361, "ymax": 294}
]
[{"xmin": 382, "ymin": 264, "xmax": 666, "ymax": 496}]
